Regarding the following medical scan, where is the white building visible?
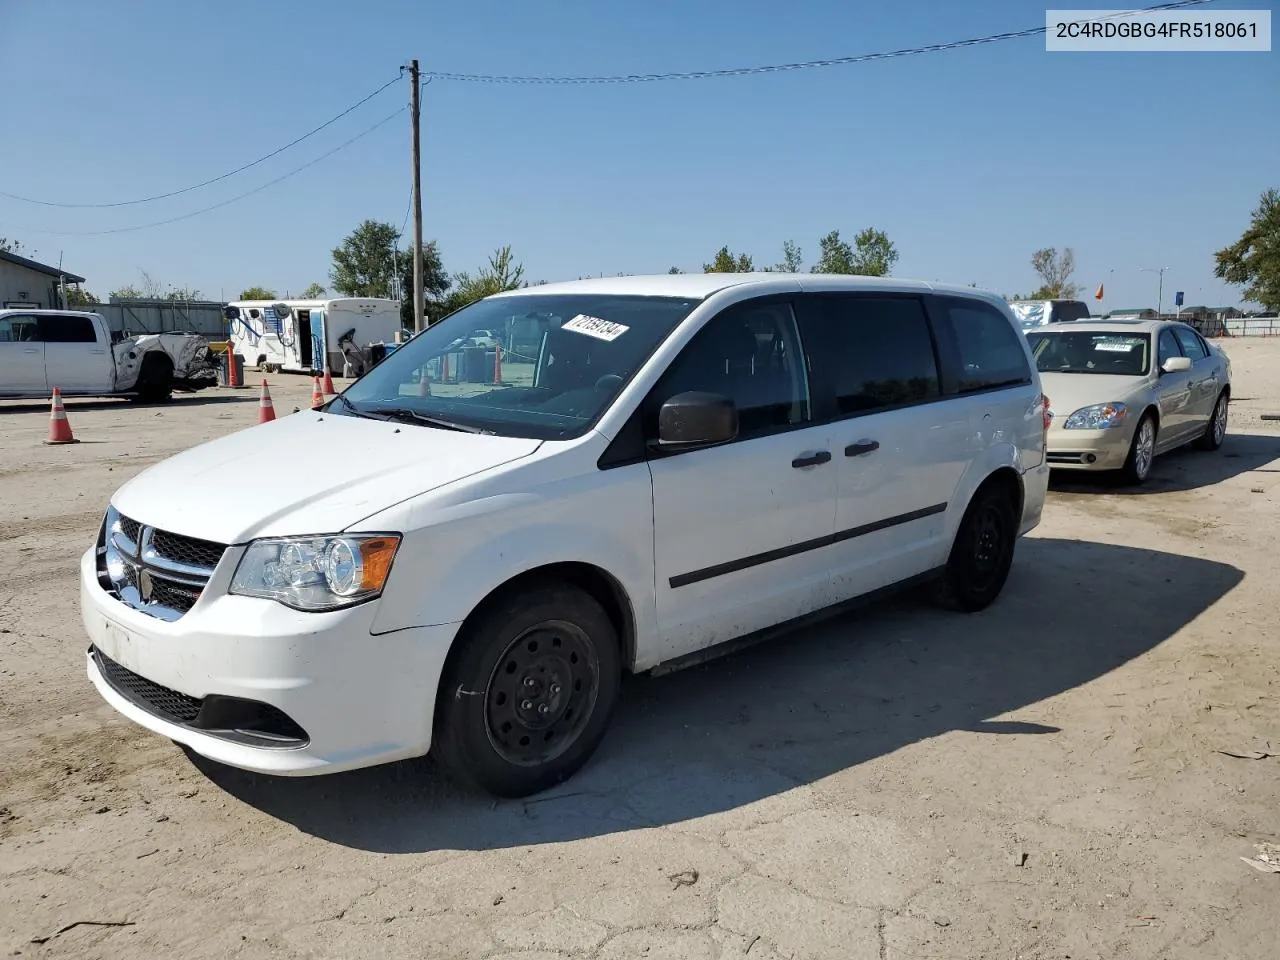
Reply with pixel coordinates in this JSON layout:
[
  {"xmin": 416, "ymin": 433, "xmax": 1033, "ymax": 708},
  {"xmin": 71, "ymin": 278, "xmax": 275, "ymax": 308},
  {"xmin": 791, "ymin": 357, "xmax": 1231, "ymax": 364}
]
[{"xmin": 0, "ymin": 250, "xmax": 86, "ymax": 310}]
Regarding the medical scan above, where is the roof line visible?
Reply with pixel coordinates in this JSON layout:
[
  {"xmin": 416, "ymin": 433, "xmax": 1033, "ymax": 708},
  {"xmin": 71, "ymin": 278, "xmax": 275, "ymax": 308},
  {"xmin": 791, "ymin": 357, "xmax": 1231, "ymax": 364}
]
[{"xmin": 0, "ymin": 249, "xmax": 86, "ymax": 283}]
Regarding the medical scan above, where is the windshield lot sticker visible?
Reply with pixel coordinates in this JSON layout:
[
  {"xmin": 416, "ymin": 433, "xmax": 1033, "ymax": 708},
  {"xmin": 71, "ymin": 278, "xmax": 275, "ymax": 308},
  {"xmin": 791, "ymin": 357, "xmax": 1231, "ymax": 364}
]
[
  {"xmin": 563, "ymin": 314, "xmax": 629, "ymax": 342},
  {"xmin": 1094, "ymin": 340, "xmax": 1140, "ymax": 352}
]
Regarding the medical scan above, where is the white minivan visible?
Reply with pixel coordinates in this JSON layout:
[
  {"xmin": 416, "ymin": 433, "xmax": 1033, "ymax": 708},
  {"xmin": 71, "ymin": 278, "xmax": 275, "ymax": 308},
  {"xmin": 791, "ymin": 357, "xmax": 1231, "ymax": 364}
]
[{"xmin": 82, "ymin": 274, "xmax": 1051, "ymax": 797}]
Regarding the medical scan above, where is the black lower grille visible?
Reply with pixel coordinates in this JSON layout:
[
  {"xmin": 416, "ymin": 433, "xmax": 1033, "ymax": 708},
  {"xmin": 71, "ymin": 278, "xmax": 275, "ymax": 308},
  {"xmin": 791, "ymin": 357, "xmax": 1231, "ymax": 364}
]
[
  {"xmin": 92, "ymin": 647, "xmax": 309, "ymax": 748},
  {"xmin": 96, "ymin": 647, "xmax": 201, "ymax": 722}
]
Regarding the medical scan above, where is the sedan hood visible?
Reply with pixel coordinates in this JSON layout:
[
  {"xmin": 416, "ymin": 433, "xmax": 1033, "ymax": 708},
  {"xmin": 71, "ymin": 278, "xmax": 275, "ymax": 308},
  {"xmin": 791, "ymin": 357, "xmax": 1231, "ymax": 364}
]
[
  {"xmin": 1040, "ymin": 372, "xmax": 1149, "ymax": 423},
  {"xmin": 112, "ymin": 411, "xmax": 542, "ymax": 543}
]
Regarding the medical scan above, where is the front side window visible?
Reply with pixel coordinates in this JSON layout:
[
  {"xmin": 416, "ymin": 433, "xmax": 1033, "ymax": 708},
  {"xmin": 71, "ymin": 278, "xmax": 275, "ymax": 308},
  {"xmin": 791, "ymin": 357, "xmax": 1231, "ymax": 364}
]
[
  {"xmin": 39, "ymin": 315, "xmax": 96, "ymax": 343},
  {"xmin": 0, "ymin": 315, "xmax": 39, "ymax": 343},
  {"xmin": 1026, "ymin": 331, "xmax": 1151, "ymax": 376},
  {"xmin": 807, "ymin": 294, "xmax": 940, "ymax": 414},
  {"xmin": 1157, "ymin": 329, "xmax": 1181, "ymax": 367},
  {"xmin": 646, "ymin": 300, "xmax": 809, "ymax": 441},
  {"xmin": 1172, "ymin": 326, "xmax": 1208, "ymax": 361},
  {"xmin": 337, "ymin": 294, "xmax": 700, "ymax": 439},
  {"xmin": 944, "ymin": 298, "xmax": 1032, "ymax": 392}
]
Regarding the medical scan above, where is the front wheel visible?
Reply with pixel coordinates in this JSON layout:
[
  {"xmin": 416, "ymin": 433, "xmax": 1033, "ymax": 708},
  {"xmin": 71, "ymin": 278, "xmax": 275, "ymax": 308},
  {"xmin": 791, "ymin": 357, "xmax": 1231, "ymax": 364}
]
[
  {"xmin": 1120, "ymin": 413, "xmax": 1157, "ymax": 485},
  {"xmin": 932, "ymin": 483, "xmax": 1018, "ymax": 613},
  {"xmin": 434, "ymin": 581, "xmax": 621, "ymax": 798},
  {"xmin": 1193, "ymin": 391, "xmax": 1228, "ymax": 451}
]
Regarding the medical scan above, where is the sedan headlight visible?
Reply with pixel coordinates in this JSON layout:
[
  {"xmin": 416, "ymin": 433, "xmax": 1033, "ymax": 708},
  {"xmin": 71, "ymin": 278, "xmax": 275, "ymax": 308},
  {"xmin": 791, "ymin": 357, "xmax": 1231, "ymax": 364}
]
[
  {"xmin": 1062, "ymin": 402, "xmax": 1129, "ymax": 430},
  {"xmin": 230, "ymin": 534, "xmax": 400, "ymax": 611}
]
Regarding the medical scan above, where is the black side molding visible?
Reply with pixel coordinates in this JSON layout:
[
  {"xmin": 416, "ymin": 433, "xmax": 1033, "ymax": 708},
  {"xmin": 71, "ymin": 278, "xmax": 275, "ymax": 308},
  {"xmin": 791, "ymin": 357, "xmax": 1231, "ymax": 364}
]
[{"xmin": 669, "ymin": 502, "xmax": 947, "ymax": 588}]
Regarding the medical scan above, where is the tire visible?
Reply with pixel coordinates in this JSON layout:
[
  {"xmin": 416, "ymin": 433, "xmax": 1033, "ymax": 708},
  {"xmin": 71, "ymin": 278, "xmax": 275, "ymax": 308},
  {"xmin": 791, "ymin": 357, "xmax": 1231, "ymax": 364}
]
[
  {"xmin": 433, "ymin": 581, "xmax": 622, "ymax": 798},
  {"xmin": 1120, "ymin": 412, "xmax": 1157, "ymax": 485},
  {"xmin": 932, "ymin": 482, "xmax": 1019, "ymax": 613},
  {"xmin": 130, "ymin": 356, "xmax": 174, "ymax": 404},
  {"xmin": 1193, "ymin": 391, "xmax": 1228, "ymax": 451}
]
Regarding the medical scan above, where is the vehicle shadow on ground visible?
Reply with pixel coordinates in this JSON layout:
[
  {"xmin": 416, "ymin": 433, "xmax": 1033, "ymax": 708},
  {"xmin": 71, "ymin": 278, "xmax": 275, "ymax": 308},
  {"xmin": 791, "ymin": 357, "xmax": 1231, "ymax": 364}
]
[
  {"xmin": 193, "ymin": 537, "xmax": 1243, "ymax": 852},
  {"xmin": 1049, "ymin": 431, "xmax": 1280, "ymax": 495},
  {"xmin": 0, "ymin": 393, "xmax": 258, "ymax": 414}
]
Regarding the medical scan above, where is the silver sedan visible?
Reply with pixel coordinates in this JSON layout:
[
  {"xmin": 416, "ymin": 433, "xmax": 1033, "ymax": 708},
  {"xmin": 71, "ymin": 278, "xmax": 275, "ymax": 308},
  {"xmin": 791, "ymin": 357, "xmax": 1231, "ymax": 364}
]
[{"xmin": 1025, "ymin": 319, "xmax": 1232, "ymax": 485}]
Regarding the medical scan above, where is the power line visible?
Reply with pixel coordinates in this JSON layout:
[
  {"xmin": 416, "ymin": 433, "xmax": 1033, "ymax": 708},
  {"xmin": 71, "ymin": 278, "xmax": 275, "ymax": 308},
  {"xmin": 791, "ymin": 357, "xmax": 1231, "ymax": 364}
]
[
  {"xmin": 0, "ymin": 74, "xmax": 403, "ymax": 209},
  {"xmin": 8, "ymin": 106, "xmax": 407, "ymax": 237},
  {"xmin": 424, "ymin": 0, "xmax": 1215, "ymax": 84}
]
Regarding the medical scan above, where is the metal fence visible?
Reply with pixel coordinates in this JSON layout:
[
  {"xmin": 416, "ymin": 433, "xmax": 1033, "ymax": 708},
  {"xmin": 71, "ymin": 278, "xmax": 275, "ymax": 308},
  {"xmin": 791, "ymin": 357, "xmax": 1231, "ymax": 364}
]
[
  {"xmin": 1182, "ymin": 316, "xmax": 1280, "ymax": 338},
  {"xmin": 91, "ymin": 299, "xmax": 228, "ymax": 340}
]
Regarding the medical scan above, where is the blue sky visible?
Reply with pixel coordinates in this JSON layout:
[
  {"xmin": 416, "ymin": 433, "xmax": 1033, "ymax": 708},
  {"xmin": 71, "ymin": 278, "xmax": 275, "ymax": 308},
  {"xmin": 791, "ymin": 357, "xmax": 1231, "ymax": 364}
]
[{"xmin": 1, "ymin": 0, "xmax": 1276, "ymax": 309}]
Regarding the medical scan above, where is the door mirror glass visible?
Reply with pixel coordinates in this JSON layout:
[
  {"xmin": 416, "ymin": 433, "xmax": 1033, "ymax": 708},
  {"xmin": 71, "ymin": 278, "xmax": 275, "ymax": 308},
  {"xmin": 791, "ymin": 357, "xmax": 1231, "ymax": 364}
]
[
  {"xmin": 1161, "ymin": 356, "xmax": 1192, "ymax": 374},
  {"xmin": 657, "ymin": 391, "xmax": 738, "ymax": 450}
]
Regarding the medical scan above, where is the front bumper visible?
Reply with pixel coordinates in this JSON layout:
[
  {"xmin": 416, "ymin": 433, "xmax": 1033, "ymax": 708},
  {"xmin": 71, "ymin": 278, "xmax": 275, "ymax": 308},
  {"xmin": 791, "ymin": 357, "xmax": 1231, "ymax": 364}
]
[
  {"xmin": 81, "ymin": 547, "xmax": 461, "ymax": 776},
  {"xmin": 1045, "ymin": 423, "xmax": 1133, "ymax": 471}
]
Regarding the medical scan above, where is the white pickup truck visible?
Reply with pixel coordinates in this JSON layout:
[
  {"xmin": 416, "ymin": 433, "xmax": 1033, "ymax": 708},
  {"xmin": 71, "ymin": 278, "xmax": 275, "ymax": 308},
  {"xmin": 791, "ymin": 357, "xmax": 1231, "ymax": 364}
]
[{"xmin": 0, "ymin": 308, "xmax": 218, "ymax": 402}]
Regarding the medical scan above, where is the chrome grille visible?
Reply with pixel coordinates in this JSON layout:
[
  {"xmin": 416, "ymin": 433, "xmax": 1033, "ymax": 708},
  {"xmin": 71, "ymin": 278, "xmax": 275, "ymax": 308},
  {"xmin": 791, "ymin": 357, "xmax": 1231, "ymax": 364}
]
[{"xmin": 99, "ymin": 507, "xmax": 227, "ymax": 621}]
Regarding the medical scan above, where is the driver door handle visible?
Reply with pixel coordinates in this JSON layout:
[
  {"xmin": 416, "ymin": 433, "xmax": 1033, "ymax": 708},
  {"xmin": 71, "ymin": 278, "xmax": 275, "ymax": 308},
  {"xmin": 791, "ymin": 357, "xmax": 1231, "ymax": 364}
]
[
  {"xmin": 791, "ymin": 450, "xmax": 832, "ymax": 469},
  {"xmin": 845, "ymin": 440, "xmax": 880, "ymax": 457}
]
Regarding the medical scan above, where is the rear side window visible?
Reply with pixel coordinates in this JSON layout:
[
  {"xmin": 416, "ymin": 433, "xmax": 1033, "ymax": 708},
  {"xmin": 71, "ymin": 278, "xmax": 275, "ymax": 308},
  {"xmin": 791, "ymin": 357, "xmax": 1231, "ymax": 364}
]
[
  {"xmin": 39, "ymin": 315, "xmax": 97, "ymax": 343},
  {"xmin": 804, "ymin": 294, "xmax": 940, "ymax": 415},
  {"xmin": 942, "ymin": 298, "xmax": 1032, "ymax": 393},
  {"xmin": 1172, "ymin": 326, "xmax": 1208, "ymax": 361}
]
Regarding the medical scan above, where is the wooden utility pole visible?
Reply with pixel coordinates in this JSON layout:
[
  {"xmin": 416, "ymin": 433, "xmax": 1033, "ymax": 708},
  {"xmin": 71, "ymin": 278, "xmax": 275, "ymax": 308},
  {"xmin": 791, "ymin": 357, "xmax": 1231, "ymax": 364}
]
[{"xmin": 409, "ymin": 59, "xmax": 424, "ymax": 333}]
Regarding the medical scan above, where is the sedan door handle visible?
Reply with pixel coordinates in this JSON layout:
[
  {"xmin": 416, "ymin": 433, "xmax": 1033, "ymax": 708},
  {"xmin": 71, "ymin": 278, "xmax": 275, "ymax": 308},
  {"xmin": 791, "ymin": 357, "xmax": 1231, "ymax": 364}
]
[
  {"xmin": 844, "ymin": 440, "xmax": 880, "ymax": 457},
  {"xmin": 791, "ymin": 450, "xmax": 832, "ymax": 469}
]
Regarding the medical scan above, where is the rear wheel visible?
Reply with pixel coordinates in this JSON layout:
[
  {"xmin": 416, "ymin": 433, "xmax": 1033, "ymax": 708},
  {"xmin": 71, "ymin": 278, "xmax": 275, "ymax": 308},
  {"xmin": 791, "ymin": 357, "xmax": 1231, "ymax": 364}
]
[
  {"xmin": 434, "ymin": 581, "xmax": 621, "ymax": 798},
  {"xmin": 1120, "ymin": 413, "xmax": 1157, "ymax": 485},
  {"xmin": 1193, "ymin": 391, "xmax": 1228, "ymax": 451},
  {"xmin": 932, "ymin": 482, "xmax": 1019, "ymax": 613}
]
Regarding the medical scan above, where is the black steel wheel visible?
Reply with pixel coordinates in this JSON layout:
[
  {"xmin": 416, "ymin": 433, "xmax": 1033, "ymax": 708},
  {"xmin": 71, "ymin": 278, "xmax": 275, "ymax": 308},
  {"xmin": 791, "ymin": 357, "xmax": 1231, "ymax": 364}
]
[
  {"xmin": 932, "ymin": 481, "xmax": 1018, "ymax": 613},
  {"xmin": 434, "ymin": 580, "xmax": 621, "ymax": 797}
]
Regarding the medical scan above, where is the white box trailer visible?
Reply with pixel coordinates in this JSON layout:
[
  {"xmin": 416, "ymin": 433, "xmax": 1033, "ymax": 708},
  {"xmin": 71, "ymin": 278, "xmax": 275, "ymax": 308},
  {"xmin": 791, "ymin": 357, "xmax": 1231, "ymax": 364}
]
[{"xmin": 224, "ymin": 298, "xmax": 402, "ymax": 376}]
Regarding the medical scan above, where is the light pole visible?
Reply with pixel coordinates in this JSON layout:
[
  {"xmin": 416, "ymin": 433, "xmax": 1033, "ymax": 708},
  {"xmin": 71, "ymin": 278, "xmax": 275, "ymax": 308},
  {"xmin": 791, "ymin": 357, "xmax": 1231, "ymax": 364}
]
[{"xmin": 1140, "ymin": 266, "xmax": 1168, "ymax": 317}]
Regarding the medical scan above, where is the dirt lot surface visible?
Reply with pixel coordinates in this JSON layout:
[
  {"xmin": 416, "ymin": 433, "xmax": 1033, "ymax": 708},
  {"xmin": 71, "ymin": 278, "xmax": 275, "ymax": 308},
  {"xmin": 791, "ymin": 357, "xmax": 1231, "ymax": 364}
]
[{"xmin": 3, "ymin": 343, "xmax": 1280, "ymax": 960}]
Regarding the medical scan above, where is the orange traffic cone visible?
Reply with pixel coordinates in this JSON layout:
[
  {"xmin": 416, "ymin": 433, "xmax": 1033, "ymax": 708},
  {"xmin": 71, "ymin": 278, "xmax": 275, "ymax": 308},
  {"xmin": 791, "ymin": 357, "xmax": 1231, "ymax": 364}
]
[
  {"xmin": 493, "ymin": 346, "xmax": 502, "ymax": 385},
  {"xmin": 417, "ymin": 369, "xmax": 430, "ymax": 397},
  {"xmin": 258, "ymin": 380, "xmax": 276, "ymax": 423},
  {"xmin": 322, "ymin": 366, "xmax": 336, "ymax": 395},
  {"xmin": 226, "ymin": 345, "xmax": 241, "ymax": 388},
  {"xmin": 44, "ymin": 388, "xmax": 79, "ymax": 445},
  {"xmin": 310, "ymin": 377, "xmax": 324, "ymax": 409}
]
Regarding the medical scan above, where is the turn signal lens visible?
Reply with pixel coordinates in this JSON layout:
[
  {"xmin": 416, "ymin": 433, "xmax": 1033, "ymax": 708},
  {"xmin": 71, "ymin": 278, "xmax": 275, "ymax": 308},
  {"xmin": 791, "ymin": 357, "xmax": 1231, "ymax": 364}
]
[{"xmin": 358, "ymin": 536, "xmax": 398, "ymax": 592}]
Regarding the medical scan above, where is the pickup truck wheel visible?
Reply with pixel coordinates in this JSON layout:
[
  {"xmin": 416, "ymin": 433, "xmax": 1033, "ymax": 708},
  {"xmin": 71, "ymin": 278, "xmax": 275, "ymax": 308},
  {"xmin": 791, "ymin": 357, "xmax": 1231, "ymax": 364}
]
[
  {"xmin": 132, "ymin": 355, "xmax": 174, "ymax": 404},
  {"xmin": 435, "ymin": 581, "xmax": 621, "ymax": 798}
]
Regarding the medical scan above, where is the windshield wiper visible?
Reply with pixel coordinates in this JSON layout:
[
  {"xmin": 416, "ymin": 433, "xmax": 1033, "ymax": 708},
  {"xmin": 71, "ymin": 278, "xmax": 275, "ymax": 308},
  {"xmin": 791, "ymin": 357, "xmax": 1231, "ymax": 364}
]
[
  {"xmin": 331, "ymin": 394, "xmax": 379, "ymax": 418},
  {"xmin": 375, "ymin": 407, "xmax": 489, "ymax": 434}
]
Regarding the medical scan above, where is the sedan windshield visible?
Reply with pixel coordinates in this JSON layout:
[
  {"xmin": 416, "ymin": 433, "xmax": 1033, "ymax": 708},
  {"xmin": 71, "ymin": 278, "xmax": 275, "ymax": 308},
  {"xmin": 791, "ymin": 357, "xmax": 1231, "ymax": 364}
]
[
  {"xmin": 1025, "ymin": 331, "xmax": 1151, "ymax": 376},
  {"xmin": 336, "ymin": 293, "xmax": 701, "ymax": 439}
]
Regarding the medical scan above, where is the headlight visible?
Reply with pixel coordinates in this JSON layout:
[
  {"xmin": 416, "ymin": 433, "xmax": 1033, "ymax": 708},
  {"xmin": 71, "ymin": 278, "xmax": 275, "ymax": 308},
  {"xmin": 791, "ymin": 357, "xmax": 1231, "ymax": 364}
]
[
  {"xmin": 229, "ymin": 534, "xmax": 400, "ymax": 611},
  {"xmin": 1062, "ymin": 402, "xmax": 1128, "ymax": 430}
]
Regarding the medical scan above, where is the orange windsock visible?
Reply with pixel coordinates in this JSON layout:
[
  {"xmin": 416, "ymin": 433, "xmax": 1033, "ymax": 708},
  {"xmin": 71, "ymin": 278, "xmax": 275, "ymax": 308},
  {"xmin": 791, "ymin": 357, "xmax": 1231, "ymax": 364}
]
[
  {"xmin": 44, "ymin": 388, "xmax": 79, "ymax": 445},
  {"xmin": 1095, "ymin": 281, "xmax": 1105, "ymax": 302}
]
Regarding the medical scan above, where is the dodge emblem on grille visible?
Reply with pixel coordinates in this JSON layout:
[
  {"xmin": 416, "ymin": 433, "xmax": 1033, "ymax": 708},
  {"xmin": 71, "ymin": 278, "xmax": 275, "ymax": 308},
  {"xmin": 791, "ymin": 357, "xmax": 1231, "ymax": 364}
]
[{"xmin": 138, "ymin": 569, "xmax": 154, "ymax": 603}]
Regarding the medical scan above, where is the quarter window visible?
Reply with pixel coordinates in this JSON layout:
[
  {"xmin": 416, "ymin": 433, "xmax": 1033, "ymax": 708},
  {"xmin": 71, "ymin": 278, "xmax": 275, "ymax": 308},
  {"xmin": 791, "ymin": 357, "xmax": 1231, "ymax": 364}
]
[
  {"xmin": 943, "ymin": 298, "xmax": 1032, "ymax": 393},
  {"xmin": 648, "ymin": 301, "xmax": 809, "ymax": 441},
  {"xmin": 1173, "ymin": 326, "xmax": 1208, "ymax": 361},
  {"xmin": 806, "ymin": 295, "xmax": 940, "ymax": 414}
]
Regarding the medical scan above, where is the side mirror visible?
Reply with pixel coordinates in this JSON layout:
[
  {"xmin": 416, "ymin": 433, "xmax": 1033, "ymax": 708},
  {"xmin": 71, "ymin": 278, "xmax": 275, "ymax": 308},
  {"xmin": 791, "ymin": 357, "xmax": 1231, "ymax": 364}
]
[
  {"xmin": 657, "ymin": 391, "xmax": 738, "ymax": 451},
  {"xmin": 1161, "ymin": 356, "xmax": 1192, "ymax": 374}
]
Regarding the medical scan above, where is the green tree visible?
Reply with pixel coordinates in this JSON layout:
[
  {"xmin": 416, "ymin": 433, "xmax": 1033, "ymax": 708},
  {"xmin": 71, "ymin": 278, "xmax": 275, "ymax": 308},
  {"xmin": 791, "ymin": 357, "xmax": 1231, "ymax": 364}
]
[
  {"xmin": 239, "ymin": 286, "xmax": 276, "ymax": 300},
  {"xmin": 396, "ymin": 240, "xmax": 451, "ymax": 326},
  {"xmin": 850, "ymin": 227, "xmax": 898, "ymax": 277},
  {"xmin": 64, "ymin": 285, "xmax": 97, "ymax": 307},
  {"xmin": 703, "ymin": 246, "xmax": 753, "ymax": 272},
  {"xmin": 0, "ymin": 237, "xmax": 24, "ymax": 255},
  {"xmin": 110, "ymin": 285, "xmax": 144, "ymax": 299},
  {"xmin": 1028, "ymin": 247, "xmax": 1079, "ymax": 299},
  {"xmin": 440, "ymin": 246, "xmax": 526, "ymax": 316},
  {"xmin": 330, "ymin": 219, "xmax": 399, "ymax": 297},
  {"xmin": 165, "ymin": 287, "xmax": 201, "ymax": 301},
  {"xmin": 775, "ymin": 240, "xmax": 803, "ymax": 273},
  {"xmin": 300, "ymin": 282, "xmax": 327, "ymax": 299},
  {"xmin": 811, "ymin": 230, "xmax": 855, "ymax": 274},
  {"xmin": 1214, "ymin": 188, "xmax": 1280, "ymax": 311},
  {"xmin": 668, "ymin": 266, "xmax": 684, "ymax": 274}
]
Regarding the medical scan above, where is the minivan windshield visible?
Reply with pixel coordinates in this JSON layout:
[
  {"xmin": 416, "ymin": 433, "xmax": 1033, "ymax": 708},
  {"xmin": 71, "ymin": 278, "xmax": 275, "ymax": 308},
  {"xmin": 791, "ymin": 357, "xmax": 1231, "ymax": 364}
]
[
  {"xmin": 1025, "ymin": 330, "xmax": 1151, "ymax": 376},
  {"xmin": 335, "ymin": 293, "xmax": 701, "ymax": 439}
]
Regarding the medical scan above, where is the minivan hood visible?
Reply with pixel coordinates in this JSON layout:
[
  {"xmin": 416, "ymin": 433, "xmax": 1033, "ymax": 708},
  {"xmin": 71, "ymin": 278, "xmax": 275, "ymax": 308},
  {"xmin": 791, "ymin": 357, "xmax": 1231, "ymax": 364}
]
[
  {"xmin": 111, "ymin": 412, "xmax": 542, "ymax": 543},
  {"xmin": 1040, "ymin": 372, "xmax": 1149, "ymax": 420}
]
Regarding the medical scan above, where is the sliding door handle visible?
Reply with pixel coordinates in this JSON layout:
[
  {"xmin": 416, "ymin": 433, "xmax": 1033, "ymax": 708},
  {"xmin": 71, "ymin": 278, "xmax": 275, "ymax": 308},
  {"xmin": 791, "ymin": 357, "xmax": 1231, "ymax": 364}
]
[
  {"xmin": 791, "ymin": 450, "xmax": 832, "ymax": 468},
  {"xmin": 844, "ymin": 440, "xmax": 880, "ymax": 457}
]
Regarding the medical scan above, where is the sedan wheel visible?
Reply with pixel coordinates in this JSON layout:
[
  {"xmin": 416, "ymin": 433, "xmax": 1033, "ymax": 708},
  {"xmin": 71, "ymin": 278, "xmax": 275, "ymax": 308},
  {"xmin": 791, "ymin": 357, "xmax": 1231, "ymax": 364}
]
[
  {"xmin": 1194, "ymin": 392, "xmax": 1229, "ymax": 451},
  {"xmin": 1121, "ymin": 414, "xmax": 1156, "ymax": 485}
]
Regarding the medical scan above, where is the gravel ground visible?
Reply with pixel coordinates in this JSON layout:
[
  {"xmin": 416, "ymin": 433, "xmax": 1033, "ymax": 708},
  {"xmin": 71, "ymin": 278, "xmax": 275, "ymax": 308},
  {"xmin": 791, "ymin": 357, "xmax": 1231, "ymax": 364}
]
[{"xmin": 2, "ymin": 340, "xmax": 1279, "ymax": 960}]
